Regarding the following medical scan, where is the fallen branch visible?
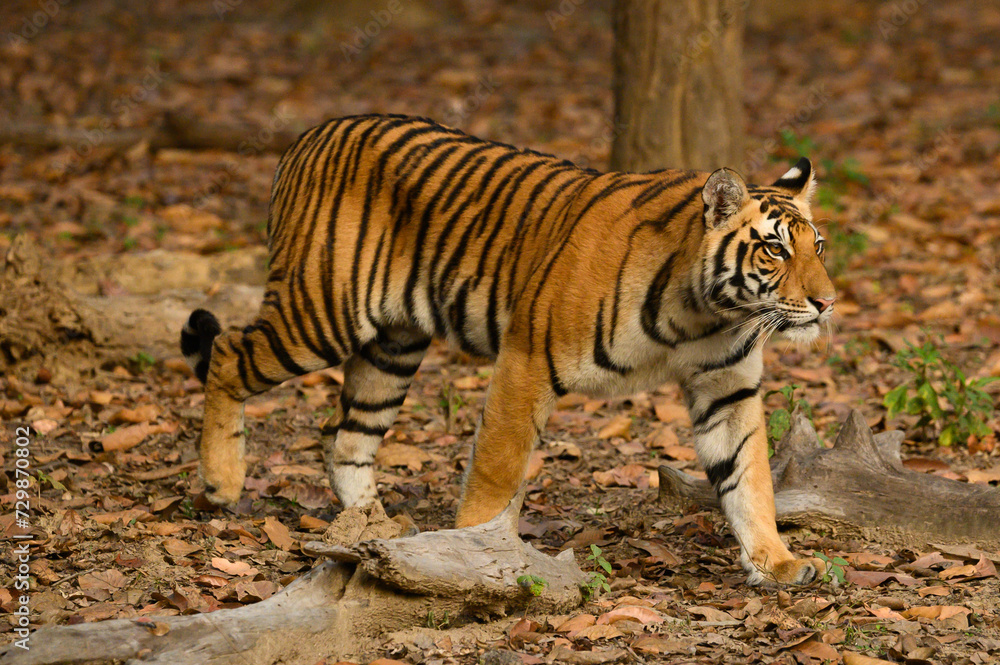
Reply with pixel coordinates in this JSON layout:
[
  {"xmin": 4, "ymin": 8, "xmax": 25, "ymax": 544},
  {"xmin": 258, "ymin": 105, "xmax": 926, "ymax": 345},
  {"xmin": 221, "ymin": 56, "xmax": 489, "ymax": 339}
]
[
  {"xmin": 659, "ymin": 410, "xmax": 1000, "ymax": 551},
  {"xmin": 1, "ymin": 493, "xmax": 585, "ymax": 665}
]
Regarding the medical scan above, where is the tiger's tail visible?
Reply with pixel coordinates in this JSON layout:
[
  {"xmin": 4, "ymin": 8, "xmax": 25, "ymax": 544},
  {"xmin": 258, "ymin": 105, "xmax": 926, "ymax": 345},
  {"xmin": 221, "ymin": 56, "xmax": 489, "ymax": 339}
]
[{"xmin": 180, "ymin": 309, "xmax": 222, "ymax": 383}]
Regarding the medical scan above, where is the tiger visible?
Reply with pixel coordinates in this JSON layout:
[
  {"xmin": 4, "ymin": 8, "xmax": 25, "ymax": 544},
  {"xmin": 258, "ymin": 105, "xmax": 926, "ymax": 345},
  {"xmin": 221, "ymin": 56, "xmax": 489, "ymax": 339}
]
[{"xmin": 181, "ymin": 114, "xmax": 836, "ymax": 585}]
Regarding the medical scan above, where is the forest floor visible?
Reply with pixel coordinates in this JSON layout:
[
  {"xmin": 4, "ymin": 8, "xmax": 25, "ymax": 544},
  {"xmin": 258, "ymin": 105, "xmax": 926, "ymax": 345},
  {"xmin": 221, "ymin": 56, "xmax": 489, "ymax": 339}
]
[{"xmin": 2, "ymin": 0, "xmax": 1000, "ymax": 663}]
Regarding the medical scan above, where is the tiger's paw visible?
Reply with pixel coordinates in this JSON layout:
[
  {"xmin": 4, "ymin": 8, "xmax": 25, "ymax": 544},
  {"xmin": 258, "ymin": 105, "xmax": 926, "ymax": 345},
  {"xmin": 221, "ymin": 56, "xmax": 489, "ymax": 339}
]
[
  {"xmin": 200, "ymin": 464, "xmax": 245, "ymax": 506},
  {"xmin": 746, "ymin": 556, "xmax": 826, "ymax": 586}
]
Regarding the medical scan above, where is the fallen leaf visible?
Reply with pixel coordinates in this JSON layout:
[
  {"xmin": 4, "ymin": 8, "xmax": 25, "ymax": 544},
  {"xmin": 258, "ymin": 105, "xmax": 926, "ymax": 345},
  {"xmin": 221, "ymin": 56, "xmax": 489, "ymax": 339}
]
[
  {"xmin": 686, "ymin": 606, "xmax": 735, "ymax": 623},
  {"xmin": 660, "ymin": 445, "xmax": 696, "ymax": 461},
  {"xmin": 631, "ymin": 636, "xmax": 694, "ymax": 655},
  {"xmin": 211, "ymin": 558, "xmax": 258, "ymax": 577},
  {"xmin": 597, "ymin": 415, "xmax": 631, "ymax": 440},
  {"xmin": 843, "ymin": 653, "xmax": 894, "ymax": 665},
  {"xmin": 573, "ymin": 624, "xmax": 623, "ymax": 640},
  {"xmin": 965, "ymin": 467, "xmax": 1000, "ymax": 484},
  {"xmin": 556, "ymin": 614, "xmax": 596, "ymax": 634},
  {"xmin": 596, "ymin": 606, "xmax": 664, "ymax": 625},
  {"xmin": 902, "ymin": 457, "xmax": 951, "ymax": 473},
  {"xmin": 262, "ymin": 516, "xmax": 294, "ymax": 551},
  {"xmin": 375, "ymin": 443, "xmax": 431, "ymax": 471},
  {"xmin": 626, "ymin": 538, "xmax": 681, "ymax": 566},
  {"xmin": 524, "ymin": 450, "xmax": 546, "ymax": 480},
  {"xmin": 917, "ymin": 586, "xmax": 950, "ymax": 597},
  {"xmin": 98, "ymin": 421, "xmax": 176, "ymax": 452},
  {"xmin": 845, "ymin": 570, "xmax": 919, "ymax": 587},
  {"xmin": 162, "ymin": 539, "xmax": 202, "ymax": 558},
  {"xmin": 270, "ymin": 464, "xmax": 323, "ymax": 476},
  {"xmin": 653, "ymin": 400, "xmax": 689, "ymax": 425},
  {"xmin": 938, "ymin": 564, "xmax": 977, "ymax": 579},
  {"xmin": 110, "ymin": 404, "xmax": 160, "ymax": 424}
]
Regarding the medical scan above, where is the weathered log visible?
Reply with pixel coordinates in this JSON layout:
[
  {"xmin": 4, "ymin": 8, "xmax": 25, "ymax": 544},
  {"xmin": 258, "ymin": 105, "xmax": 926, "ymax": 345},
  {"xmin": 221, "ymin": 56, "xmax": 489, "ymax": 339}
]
[
  {"xmin": 0, "ymin": 111, "xmax": 300, "ymax": 155},
  {"xmin": 0, "ymin": 236, "xmax": 264, "ymax": 382},
  {"xmin": 658, "ymin": 410, "xmax": 1000, "ymax": 551},
  {"xmin": 0, "ymin": 493, "xmax": 586, "ymax": 665}
]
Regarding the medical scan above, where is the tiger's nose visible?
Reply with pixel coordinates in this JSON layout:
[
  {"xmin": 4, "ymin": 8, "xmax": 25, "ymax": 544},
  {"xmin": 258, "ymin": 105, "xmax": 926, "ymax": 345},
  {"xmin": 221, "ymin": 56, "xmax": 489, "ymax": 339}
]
[{"xmin": 809, "ymin": 297, "xmax": 835, "ymax": 314}]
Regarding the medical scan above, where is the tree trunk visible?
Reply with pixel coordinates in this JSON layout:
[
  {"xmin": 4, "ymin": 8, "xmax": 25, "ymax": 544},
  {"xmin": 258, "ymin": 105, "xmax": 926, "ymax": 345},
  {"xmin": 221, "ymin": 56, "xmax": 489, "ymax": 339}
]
[{"xmin": 610, "ymin": 0, "xmax": 746, "ymax": 172}]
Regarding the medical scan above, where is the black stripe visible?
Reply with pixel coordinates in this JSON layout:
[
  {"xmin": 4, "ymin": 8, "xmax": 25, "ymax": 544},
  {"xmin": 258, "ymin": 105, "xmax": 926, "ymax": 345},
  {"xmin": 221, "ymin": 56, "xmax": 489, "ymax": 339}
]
[
  {"xmin": 342, "ymin": 393, "xmax": 408, "ymax": 413},
  {"xmin": 358, "ymin": 344, "xmax": 422, "ymax": 377},
  {"xmin": 716, "ymin": 469, "xmax": 746, "ymax": 497},
  {"xmin": 593, "ymin": 300, "xmax": 629, "ymax": 375},
  {"xmin": 339, "ymin": 418, "xmax": 389, "ymax": 437},
  {"xmin": 700, "ymin": 330, "xmax": 759, "ymax": 371},
  {"xmin": 640, "ymin": 255, "xmax": 677, "ymax": 346},
  {"xmin": 332, "ymin": 460, "xmax": 374, "ymax": 467},
  {"xmin": 545, "ymin": 315, "xmax": 567, "ymax": 397},
  {"xmin": 376, "ymin": 332, "xmax": 431, "ymax": 356},
  {"xmin": 693, "ymin": 383, "xmax": 761, "ymax": 429},
  {"xmin": 705, "ymin": 429, "xmax": 755, "ymax": 489}
]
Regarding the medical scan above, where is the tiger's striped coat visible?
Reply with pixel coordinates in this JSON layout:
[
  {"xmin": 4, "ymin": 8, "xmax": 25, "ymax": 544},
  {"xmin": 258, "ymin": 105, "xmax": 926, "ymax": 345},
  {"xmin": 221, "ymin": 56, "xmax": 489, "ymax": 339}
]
[{"xmin": 182, "ymin": 115, "xmax": 836, "ymax": 585}]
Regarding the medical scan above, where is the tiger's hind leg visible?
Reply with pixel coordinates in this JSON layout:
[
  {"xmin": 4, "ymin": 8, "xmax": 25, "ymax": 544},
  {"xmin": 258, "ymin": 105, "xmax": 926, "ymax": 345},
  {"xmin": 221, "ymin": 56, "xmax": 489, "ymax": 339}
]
[
  {"xmin": 184, "ymin": 305, "xmax": 339, "ymax": 506},
  {"xmin": 325, "ymin": 326, "xmax": 430, "ymax": 508}
]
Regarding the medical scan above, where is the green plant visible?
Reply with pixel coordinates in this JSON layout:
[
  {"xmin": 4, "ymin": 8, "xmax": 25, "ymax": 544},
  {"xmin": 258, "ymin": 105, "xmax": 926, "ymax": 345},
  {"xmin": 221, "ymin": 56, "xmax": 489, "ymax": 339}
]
[
  {"xmin": 426, "ymin": 609, "xmax": 450, "ymax": 629},
  {"xmin": 132, "ymin": 351, "xmax": 156, "ymax": 372},
  {"xmin": 824, "ymin": 220, "xmax": 868, "ymax": 276},
  {"xmin": 779, "ymin": 130, "xmax": 817, "ymax": 158},
  {"xmin": 516, "ymin": 574, "xmax": 547, "ymax": 597},
  {"xmin": 765, "ymin": 384, "xmax": 813, "ymax": 454},
  {"xmin": 883, "ymin": 338, "xmax": 997, "ymax": 446},
  {"xmin": 814, "ymin": 552, "xmax": 849, "ymax": 584},
  {"xmin": 583, "ymin": 544, "xmax": 612, "ymax": 599}
]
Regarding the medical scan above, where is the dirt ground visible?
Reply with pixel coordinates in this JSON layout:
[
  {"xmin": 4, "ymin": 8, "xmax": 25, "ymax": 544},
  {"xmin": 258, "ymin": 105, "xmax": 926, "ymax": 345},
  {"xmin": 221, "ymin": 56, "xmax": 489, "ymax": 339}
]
[{"xmin": 2, "ymin": 0, "xmax": 1000, "ymax": 663}]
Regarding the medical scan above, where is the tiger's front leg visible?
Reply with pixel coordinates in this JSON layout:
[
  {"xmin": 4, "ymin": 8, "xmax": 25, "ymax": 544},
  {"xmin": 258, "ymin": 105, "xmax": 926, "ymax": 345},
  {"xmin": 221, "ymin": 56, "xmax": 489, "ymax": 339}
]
[{"xmin": 686, "ymin": 368, "xmax": 825, "ymax": 585}]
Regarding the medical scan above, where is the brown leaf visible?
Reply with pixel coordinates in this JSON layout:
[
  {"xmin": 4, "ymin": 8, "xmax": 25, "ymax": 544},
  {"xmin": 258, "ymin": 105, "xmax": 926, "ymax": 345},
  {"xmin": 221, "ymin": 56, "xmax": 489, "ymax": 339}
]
[
  {"xmin": 375, "ymin": 443, "xmax": 431, "ymax": 471},
  {"xmin": 845, "ymin": 570, "xmax": 919, "ymax": 587},
  {"xmin": 660, "ymin": 445, "xmax": 696, "ymax": 461},
  {"xmin": 917, "ymin": 585, "xmax": 950, "ymax": 597},
  {"xmin": 787, "ymin": 635, "xmax": 840, "ymax": 661},
  {"xmin": 270, "ymin": 464, "xmax": 323, "ymax": 476},
  {"xmin": 965, "ymin": 467, "xmax": 1000, "ymax": 484},
  {"xmin": 109, "ymin": 404, "xmax": 160, "ymax": 424},
  {"xmin": 299, "ymin": 515, "xmax": 330, "ymax": 531},
  {"xmin": 98, "ymin": 421, "xmax": 177, "ymax": 452},
  {"xmin": 78, "ymin": 569, "xmax": 127, "ymax": 591},
  {"xmin": 938, "ymin": 564, "xmax": 977, "ymax": 579},
  {"xmin": 686, "ymin": 606, "xmax": 736, "ymax": 623},
  {"xmin": 653, "ymin": 400, "xmax": 690, "ymax": 425},
  {"xmin": 192, "ymin": 574, "xmax": 230, "ymax": 588},
  {"xmin": 626, "ymin": 539, "xmax": 680, "ymax": 566},
  {"xmin": 573, "ymin": 624, "xmax": 623, "ymax": 640},
  {"xmin": 843, "ymin": 654, "xmax": 894, "ymax": 665},
  {"xmin": 597, "ymin": 606, "xmax": 664, "ymax": 625},
  {"xmin": 162, "ymin": 538, "xmax": 202, "ymax": 558},
  {"xmin": 597, "ymin": 414, "xmax": 631, "ymax": 440},
  {"xmin": 510, "ymin": 618, "xmax": 541, "ymax": 640},
  {"xmin": 556, "ymin": 614, "xmax": 596, "ymax": 634},
  {"xmin": 631, "ymin": 636, "xmax": 694, "ymax": 655},
  {"xmin": 262, "ymin": 516, "xmax": 294, "ymax": 551},
  {"xmin": 210, "ymin": 557, "xmax": 258, "ymax": 577}
]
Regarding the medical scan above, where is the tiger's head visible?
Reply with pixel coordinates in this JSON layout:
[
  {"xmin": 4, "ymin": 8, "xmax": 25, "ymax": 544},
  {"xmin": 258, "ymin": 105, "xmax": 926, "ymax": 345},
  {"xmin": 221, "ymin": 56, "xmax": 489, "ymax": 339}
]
[{"xmin": 699, "ymin": 157, "xmax": 836, "ymax": 344}]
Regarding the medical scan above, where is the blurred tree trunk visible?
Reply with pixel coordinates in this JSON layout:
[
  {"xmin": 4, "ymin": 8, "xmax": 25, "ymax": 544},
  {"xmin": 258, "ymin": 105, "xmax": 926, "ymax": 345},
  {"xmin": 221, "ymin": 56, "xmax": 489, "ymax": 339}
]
[{"xmin": 611, "ymin": 0, "xmax": 746, "ymax": 173}]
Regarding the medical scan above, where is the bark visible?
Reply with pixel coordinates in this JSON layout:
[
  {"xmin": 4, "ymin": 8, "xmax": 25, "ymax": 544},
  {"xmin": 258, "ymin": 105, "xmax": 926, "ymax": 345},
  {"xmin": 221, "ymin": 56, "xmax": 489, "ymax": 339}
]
[
  {"xmin": 610, "ymin": 0, "xmax": 746, "ymax": 172},
  {"xmin": 658, "ymin": 410, "xmax": 1000, "ymax": 551},
  {"xmin": 0, "ymin": 110, "xmax": 301, "ymax": 155},
  {"xmin": 0, "ymin": 493, "xmax": 585, "ymax": 665}
]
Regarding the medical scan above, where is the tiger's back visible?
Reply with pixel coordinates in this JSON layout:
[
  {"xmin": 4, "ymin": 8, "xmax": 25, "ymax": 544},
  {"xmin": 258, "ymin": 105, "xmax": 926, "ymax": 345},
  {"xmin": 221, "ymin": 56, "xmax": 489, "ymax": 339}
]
[{"xmin": 182, "ymin": 114, "xmax": 836, "ymax": 586}]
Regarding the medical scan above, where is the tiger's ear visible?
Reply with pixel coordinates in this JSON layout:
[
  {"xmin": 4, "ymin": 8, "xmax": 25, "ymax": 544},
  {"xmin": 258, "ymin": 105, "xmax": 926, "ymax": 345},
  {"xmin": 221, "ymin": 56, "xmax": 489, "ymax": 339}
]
[
  {"xmin": 772, "ymin": 157, "xmax": 815, "ymax": 205},
  {"xmin": 702, "ymin": 168, "xmax": 749, "ymax": 228}
]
